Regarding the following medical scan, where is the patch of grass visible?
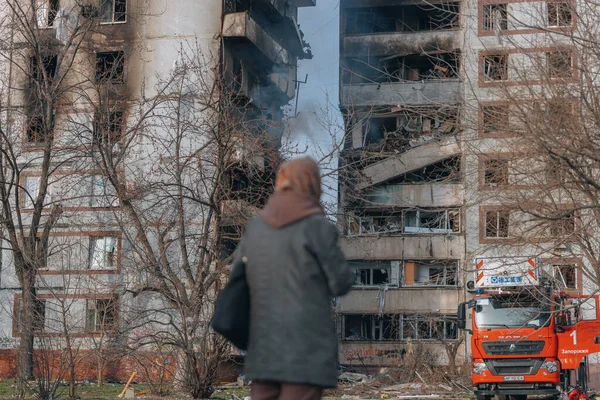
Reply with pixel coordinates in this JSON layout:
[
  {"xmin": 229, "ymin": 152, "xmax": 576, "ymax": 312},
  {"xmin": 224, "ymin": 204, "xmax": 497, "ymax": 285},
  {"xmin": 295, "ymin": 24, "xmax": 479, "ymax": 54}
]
[
  {"xmin": 0, "ymin": 379, "xmax": 18, "ymax": 398},
  {"xmin": 0, "ymin": 380, "xmax": 156, "ymax": 400}
]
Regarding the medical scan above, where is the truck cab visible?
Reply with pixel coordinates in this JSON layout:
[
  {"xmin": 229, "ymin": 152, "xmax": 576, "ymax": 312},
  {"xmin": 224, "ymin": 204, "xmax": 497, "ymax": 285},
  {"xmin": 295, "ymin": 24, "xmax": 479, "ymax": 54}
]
[
  {"xmin": 458, "ymin": 257, "xmax": 600, "ymax": 400},
  {"xmin": 462, "ymin": 291, "xmax": 561, "ymax": 400}
]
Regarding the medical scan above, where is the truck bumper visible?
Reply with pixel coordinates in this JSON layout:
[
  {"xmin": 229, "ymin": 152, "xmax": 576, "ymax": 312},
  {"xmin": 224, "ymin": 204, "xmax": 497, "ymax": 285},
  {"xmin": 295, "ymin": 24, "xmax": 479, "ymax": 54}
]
[{"xmin": 474, "ymin": 388, "xmax": 559, "ymax": 396}]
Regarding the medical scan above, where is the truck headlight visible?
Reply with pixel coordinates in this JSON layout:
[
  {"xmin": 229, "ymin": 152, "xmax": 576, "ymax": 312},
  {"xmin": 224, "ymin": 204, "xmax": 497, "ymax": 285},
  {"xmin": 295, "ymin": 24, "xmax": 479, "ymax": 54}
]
[
  {"xmin": 473, "ymin": 362, "xmax": 488, "ymax": 374},
  {"xmin": 541, "ymin": 361, "xmax": 558, "ymax": 373}
]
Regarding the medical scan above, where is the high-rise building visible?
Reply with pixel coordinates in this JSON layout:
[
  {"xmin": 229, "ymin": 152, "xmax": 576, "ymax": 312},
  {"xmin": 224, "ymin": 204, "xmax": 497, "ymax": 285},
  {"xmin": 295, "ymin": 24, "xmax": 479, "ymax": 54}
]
[
  {"xmin": 0, "ymin": 0, "xmax": 315, "ymax": 382},
  {"xmin": 337, "ymin": 0, "xmax": 588, "ymax": 376}
]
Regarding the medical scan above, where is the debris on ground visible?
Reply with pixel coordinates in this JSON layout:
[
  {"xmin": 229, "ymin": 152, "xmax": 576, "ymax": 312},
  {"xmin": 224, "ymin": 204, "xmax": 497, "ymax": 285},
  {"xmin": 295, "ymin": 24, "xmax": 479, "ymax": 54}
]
[
  {"xmin": 338, "ymin": 372, "xmax": 370, "ymax": 383},
  {"xmin": 328, "ymin": 367, "xmax": 471, "ymax": 399}
]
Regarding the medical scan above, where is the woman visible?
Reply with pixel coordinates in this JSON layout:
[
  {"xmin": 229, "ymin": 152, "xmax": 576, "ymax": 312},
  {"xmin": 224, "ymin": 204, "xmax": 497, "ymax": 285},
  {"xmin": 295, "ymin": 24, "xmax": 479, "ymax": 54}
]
[{"xmin": 234, "ymin": 157, "xmax": 354, "ymax": 400}]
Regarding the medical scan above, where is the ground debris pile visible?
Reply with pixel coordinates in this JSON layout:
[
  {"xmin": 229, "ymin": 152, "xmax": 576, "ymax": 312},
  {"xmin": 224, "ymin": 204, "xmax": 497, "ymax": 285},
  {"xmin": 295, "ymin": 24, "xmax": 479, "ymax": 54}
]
[{"xmin": 327, "ymin": 368, "xmax": 470, "ymax": 400}]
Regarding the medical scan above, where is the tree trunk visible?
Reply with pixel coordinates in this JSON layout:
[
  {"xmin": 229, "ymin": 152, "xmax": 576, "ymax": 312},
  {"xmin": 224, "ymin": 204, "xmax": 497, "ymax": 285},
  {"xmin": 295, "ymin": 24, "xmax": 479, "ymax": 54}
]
[{"xmin": 18, "ymin": 273, "xmax": 36, "ymax": 393}]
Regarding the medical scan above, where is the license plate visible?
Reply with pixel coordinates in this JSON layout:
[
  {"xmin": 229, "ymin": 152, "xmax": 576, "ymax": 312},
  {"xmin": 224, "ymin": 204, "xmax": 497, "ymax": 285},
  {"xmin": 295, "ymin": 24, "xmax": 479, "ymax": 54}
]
[{"xmin": 503, "ymin": 376, "xmax": 525, "ymax": 381}]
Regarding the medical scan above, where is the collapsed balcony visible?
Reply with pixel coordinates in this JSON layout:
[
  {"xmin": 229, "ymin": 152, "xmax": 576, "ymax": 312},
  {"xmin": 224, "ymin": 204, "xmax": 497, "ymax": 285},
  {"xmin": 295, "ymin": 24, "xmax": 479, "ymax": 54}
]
[
  {"xmin": 357, "ymin": 140, "xmax": 461, "ymax": 189},
  {"xmin": 363, "ymin": 183, "xmax": 465, "ymax": 208},
  {"xmin": 358, "ymin": 106, "xmax": 458, "ymax": 151}
]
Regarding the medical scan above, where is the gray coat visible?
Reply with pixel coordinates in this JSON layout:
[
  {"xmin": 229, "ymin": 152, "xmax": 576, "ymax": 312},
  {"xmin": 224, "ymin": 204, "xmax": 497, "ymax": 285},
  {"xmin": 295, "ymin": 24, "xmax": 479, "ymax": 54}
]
[{"xmin": 234, "ymin": 214, "xmax": 354, "ymax": 388}]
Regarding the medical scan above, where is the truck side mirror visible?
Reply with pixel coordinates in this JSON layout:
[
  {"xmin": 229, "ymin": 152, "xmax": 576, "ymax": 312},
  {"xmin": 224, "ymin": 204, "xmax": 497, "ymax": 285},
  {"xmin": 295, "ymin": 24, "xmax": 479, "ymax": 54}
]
[{"xmin": 457, "ymin": 302, "xmax": 471, "ymax": 333}]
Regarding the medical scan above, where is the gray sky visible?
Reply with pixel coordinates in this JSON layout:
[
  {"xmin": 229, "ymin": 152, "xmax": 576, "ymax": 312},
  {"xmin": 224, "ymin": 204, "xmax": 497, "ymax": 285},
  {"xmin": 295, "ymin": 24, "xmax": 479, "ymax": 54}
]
[{"xmin": 291, "ymin": 2, "xmax": 343, "ymax": 207}]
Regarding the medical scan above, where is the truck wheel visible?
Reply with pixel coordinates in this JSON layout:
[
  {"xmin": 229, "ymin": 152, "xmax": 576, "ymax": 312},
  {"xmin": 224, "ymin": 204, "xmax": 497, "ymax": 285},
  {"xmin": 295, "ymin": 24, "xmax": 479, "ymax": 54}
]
[{"xmin": 476, "ymin": 396, "xmax": 492, "ymax": 400}]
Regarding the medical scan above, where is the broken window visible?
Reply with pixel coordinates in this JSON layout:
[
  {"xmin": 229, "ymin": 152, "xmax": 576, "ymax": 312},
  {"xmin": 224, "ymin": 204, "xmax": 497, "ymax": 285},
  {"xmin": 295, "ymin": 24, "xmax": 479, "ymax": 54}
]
[
  {"xmin": 343, "ymin": 314, "xmax": 399, "ymax": 341},
  {"xmin": 553, "ymin": 264, "xmax": 577, "ymax": 289},
  {"xmin": 547, "ymin": 0, "xmax": 572, "ymax": 27},
  {"xmin": 218, "ymin": 225, "xmax": 242, "ymax": 260},
  {"xmin": 30, "ymin": 55, "xmax": 58, "ymax": 83},
  {"xmin": 344, "ymin": 314, "xmax": 458, "ymax": 341},
  {"xmin": 482, "ymin": 105, "xmax": 509, "ymax": 134},
  {"xmin": 484, "ymin": 159, "xmax": 509, "ymax": 186},
  {"xmin": 483, "ymin": 4, "xmax": 508, "ymax": 31},
  {"xmin": 404, "ymin": 261, "xmax": 458, "ymax": 286},
  {"xmin": 93, "ymin": 109, "xmax": 124, "ymax": 145},
  {"xmin": 26, "ymin": 115, "xmax": 45, "ymax": 144},
  {"xmin": 364, "ymin": 117, "xmax": 397, "ymax": 146},
  {"xmin": 403, "ymin": 209, "xmax": 460, "ymax": 234},
  {"xmin": 434, "ymin": 316, "xmax": 459, "ymax": 340},
  {"xmin": 547, "ymin": 51, "xmax": 573, "ymax": 78},
  {"xmin": 99, "ymin": 0, "xmax": 126, "ymax": 23},
  {"xmin": 485, "ymin": 210, "xmax": 510, "ymax": 238},
  {"xmin": 549, "ymin": 211, "xmax": 575, "ymax": 237},
  {"xmin": 345, "ymin": 213, "xmax": 403, "ymax": 236},
  {"xmin": 16, "ymin": 298, "xmax": 46, "ymax": 332},
  {"xmin": 86, "ymin": 298, "xmax": 116, "ymax": 332},
  {"xmin": 484, "ymin": 54, "xmax": 508, "ymax": 81},
  {"xmin": 350, "ymin": 261, "xmax": 391, "ymax": 286},
  {"xmin": 36, "ymin": 0, "xmax": 59, "ymax": 27},
  {"xmin": 96, "ymin": 51, "xmax": 125, "ymax": 84},
  {"xmin": 89, "ymin": 236, "xmax": 117, "ymax": 270}
]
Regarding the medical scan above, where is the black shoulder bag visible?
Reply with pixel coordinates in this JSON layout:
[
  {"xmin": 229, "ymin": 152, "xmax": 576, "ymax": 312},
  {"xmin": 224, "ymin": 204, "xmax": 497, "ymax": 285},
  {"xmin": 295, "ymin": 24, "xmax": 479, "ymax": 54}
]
[{"xmin": 211, "ymin": 257, "xmax": 250, "ymax": 351}]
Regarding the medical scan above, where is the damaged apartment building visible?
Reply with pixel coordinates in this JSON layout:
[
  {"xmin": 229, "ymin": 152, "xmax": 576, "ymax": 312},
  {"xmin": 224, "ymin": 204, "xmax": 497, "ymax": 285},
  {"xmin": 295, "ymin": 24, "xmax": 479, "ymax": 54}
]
[
  {"xmin": 0, "ymin": 0, "xmax": 314, "ymax": 379},
  {"xmin": 338, "ymin": 0, "xmax": 463, "ymax": 369},
  {"xmin": 337, "ymin": 0, "xmax": 582, "ymax": 370}
]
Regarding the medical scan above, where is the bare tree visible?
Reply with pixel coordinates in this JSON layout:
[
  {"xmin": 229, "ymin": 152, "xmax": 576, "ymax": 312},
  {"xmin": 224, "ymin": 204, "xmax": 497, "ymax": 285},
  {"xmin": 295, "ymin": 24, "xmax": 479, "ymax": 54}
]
[
  {"xmin": 0, "ymin": 1, "xmax": 97, "ymax": 393},
  {"xmin": 81, "ymin": 41, "xmax": 281, "ymax": 398}
]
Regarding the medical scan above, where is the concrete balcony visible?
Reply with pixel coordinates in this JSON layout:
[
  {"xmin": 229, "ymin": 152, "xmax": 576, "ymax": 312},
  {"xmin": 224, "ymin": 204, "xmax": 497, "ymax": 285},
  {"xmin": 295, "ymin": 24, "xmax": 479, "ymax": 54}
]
[
  {"xmin": 339, "ymin": 341, "xmax": 460, "ymax": 366},
  {"xmin": 341, "ymin": 235, "xmax": 464, "ymax": 260},
  {"xmin": 343, "ymin": 30, "xmax": 461, "ymax": 58},
  {"xmin": 341, "ymin": 79, "xmax": 460, "ymax": 107},
  {"xmin": 222, "ymin": 12, "xmax": 289, "ymax": 65},
  {"xmin": 358, "ymin": 136, "xmax": 460, "ymax": 189},
  {"xmin": 364, "ymin": 183, "xmax": 464, "ymax": 208},
  {"xmin": 338, "ymin": 287, "xmax": 462, "ymax": 314}
]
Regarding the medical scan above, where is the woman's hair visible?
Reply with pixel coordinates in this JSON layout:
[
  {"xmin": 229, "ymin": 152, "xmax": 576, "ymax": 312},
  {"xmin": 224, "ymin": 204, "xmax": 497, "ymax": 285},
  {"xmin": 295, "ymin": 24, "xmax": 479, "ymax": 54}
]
[{"xmin": 274, "ymin": 157, "xmax": 322, "ymax": 200}]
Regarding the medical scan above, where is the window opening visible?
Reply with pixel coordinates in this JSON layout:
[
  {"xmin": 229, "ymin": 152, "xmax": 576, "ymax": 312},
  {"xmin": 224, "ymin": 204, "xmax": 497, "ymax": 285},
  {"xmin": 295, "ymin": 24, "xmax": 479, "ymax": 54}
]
[
  {"xmin": 483, "ymin": 4, "xmax": 508, "ymax": 31},
  {"xmin": 484, "ymin": 54, "xmax": 508, "ymax": 81},
  {"xmin": 485, "ymin": 210, "xmax": 510, "ymax": 238},
  {"xmin": 99, "ymin": 0, "xmax": 126, "ymax": 23},
  {"xmin": 547, "ymin": 1, "xmax": 572, "ymax": 26},
  {"xmin": 482, "ymin": 105, "xmax": 509, "ymax": 134},
  {"xmin": 86, "ymin": 298, "xmax": 116, "ymax": 332},
  {"xmin": 96, "ymin": 51, "xmax": 125, "ymax": 83},
  {"xmin": 89, "ymin": 236, "xmax": 117, "ymax": 269},
  {"xmin": 484, "ymin": 159, "xmax": 509, "ymax": 186},
  {"xmin": 547, "ymin": 51, "xmax": 573, "ymax": 78}
]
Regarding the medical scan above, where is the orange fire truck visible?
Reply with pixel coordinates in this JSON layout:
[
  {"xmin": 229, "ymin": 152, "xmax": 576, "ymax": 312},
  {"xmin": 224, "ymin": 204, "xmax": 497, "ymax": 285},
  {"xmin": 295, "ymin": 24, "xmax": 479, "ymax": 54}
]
[{"xmin": 457, "ymin": 257, "xmax": 600, "ymax": 400}]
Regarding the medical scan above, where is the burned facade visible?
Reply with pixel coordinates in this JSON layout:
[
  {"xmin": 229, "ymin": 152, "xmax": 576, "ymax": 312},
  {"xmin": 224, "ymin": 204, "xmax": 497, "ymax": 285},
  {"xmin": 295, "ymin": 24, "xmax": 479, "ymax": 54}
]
[
  {"xmin": 338, "ymin": 0, "xmax": 587, "ymax": 371},
  {"xmin": 338, "ymin": 0, "xmax": 464, "ymax": 368},
  {"xmin": 0, "ymin": 0, "xmax": 314, "ymax": 382}
]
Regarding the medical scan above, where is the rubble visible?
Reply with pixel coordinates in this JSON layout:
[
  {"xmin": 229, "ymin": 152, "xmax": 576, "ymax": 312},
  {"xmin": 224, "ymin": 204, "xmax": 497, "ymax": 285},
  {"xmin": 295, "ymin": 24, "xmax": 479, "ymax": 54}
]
[
  {"xmin": 329, "ymin": 367, "xmax": 471, "ymax": 399},
  {"xmin": 338, "ymin": 372, "xmax": 370, "ymax": 383}
]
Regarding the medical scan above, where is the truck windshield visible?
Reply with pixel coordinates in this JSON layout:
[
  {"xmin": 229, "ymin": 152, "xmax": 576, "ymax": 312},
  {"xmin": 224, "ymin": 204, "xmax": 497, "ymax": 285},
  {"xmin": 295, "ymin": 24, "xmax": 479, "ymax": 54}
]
[{"xmin": 474, "ymin": 295, "xmax": 551, "ymax": 328}]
